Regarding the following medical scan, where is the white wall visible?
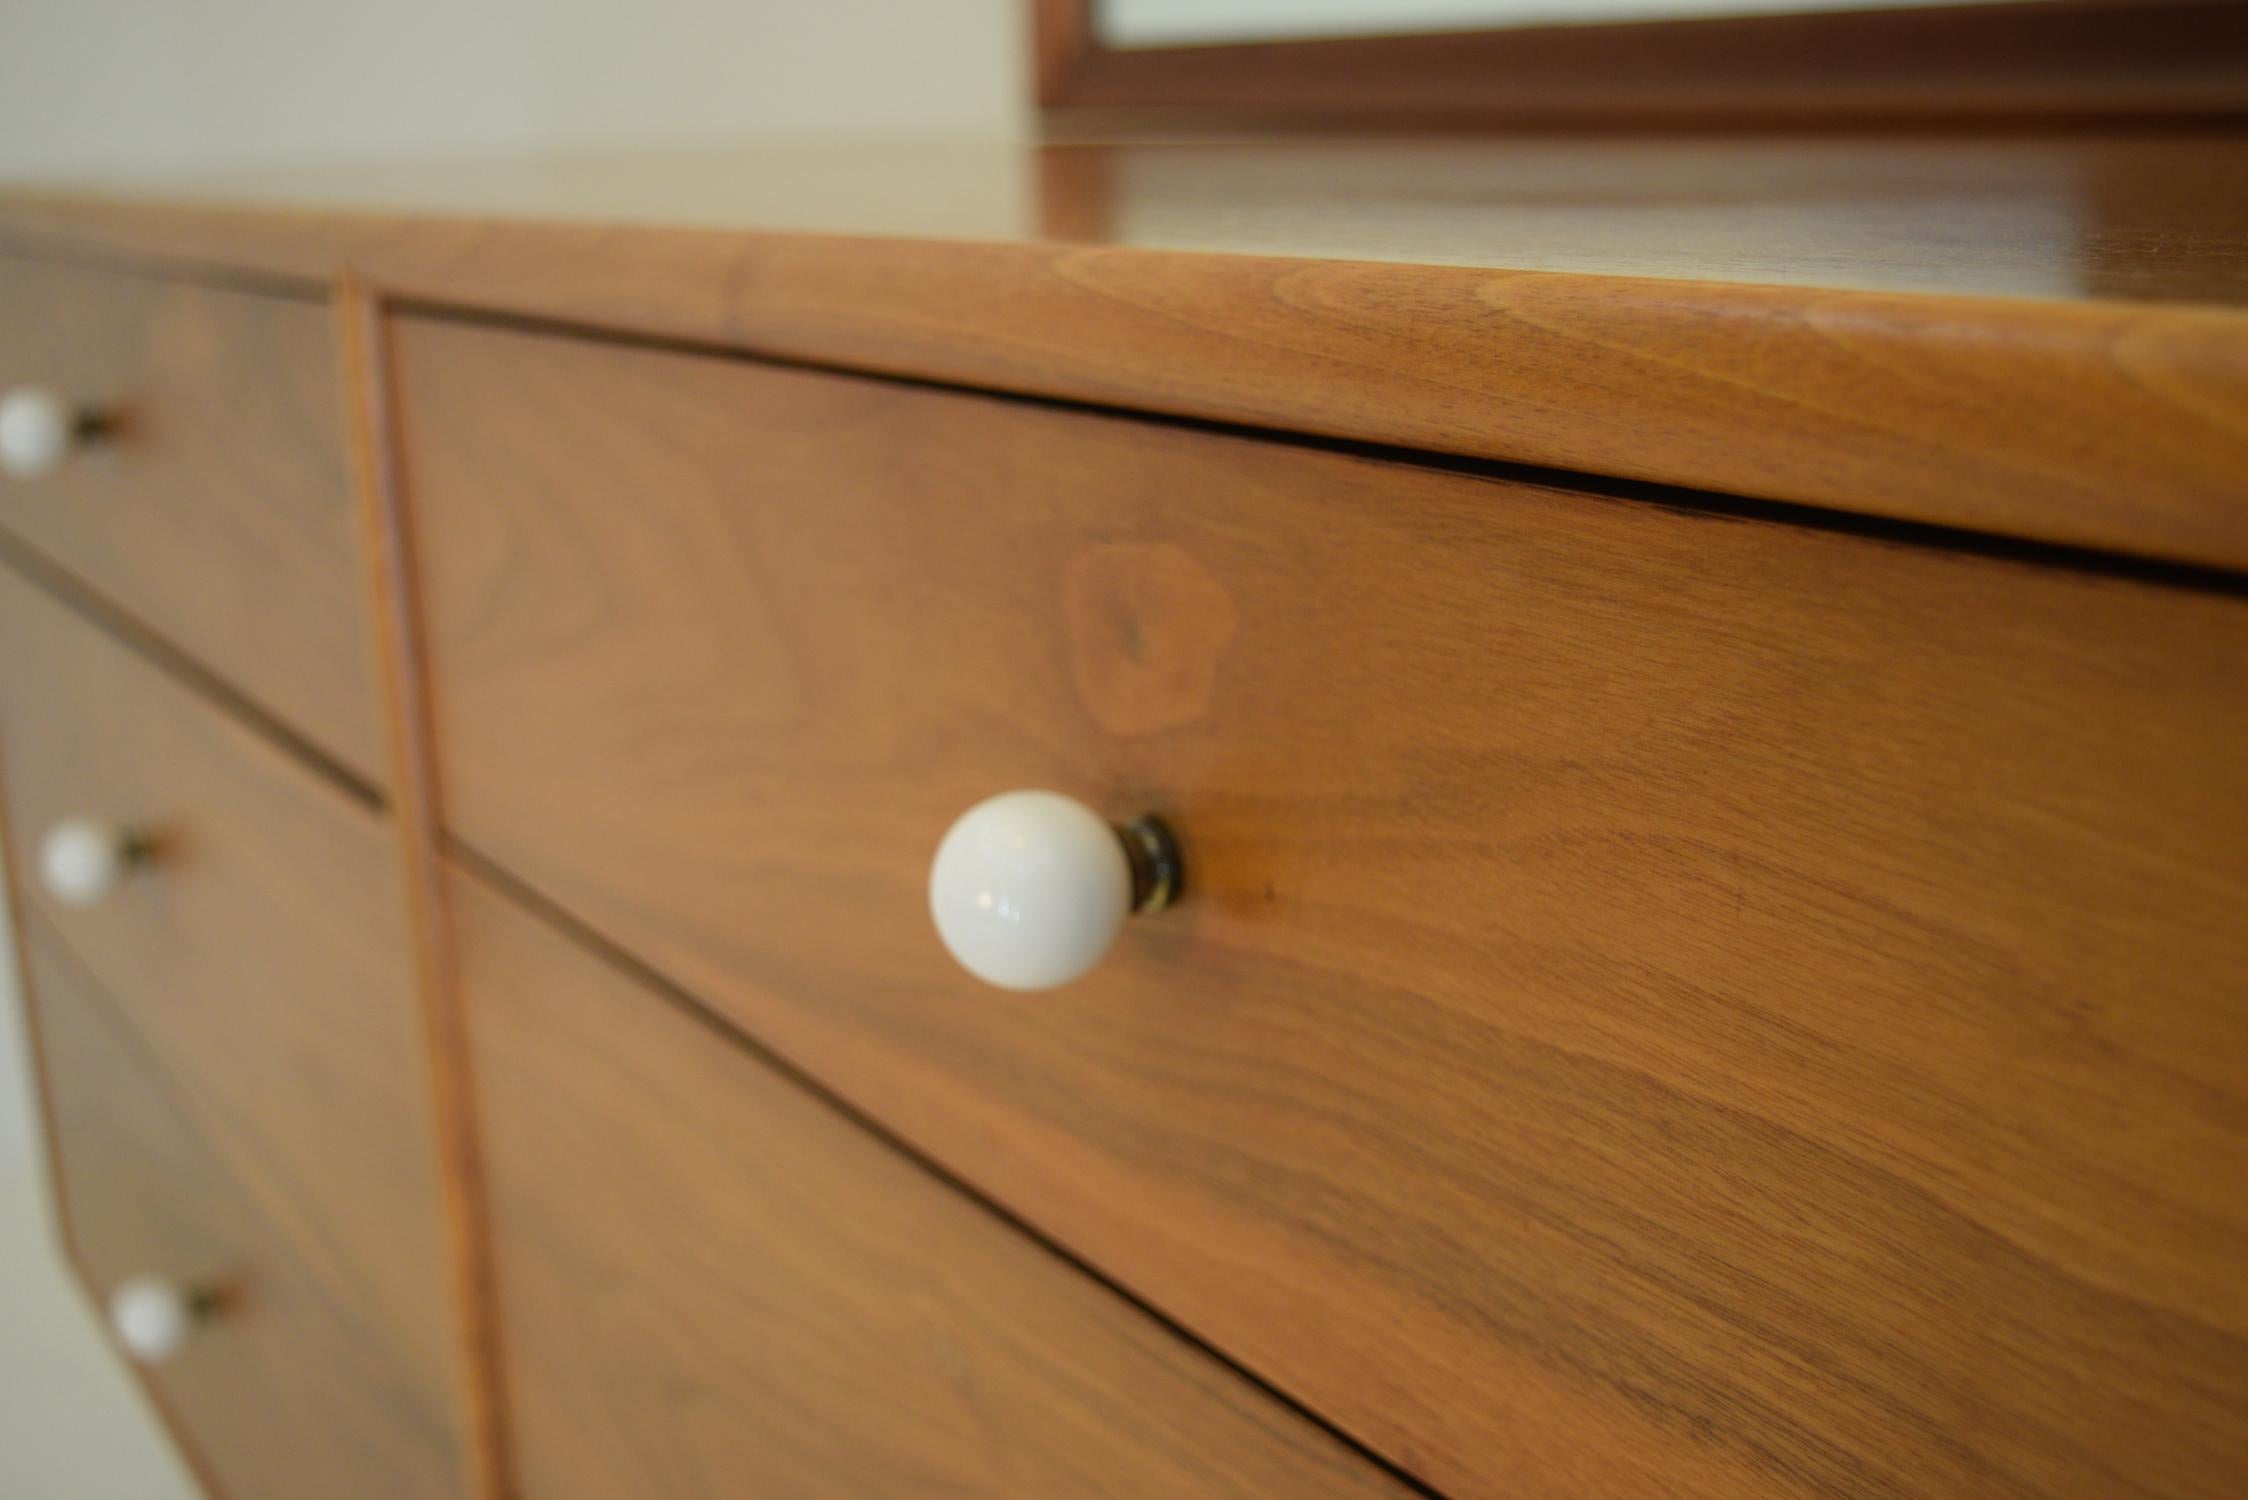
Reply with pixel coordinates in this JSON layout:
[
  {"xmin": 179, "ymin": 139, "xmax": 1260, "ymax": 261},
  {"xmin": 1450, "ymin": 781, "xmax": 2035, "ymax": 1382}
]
[{"xmin": 0, "ymin": 0, "xmax": 1026, "ymax": 178}]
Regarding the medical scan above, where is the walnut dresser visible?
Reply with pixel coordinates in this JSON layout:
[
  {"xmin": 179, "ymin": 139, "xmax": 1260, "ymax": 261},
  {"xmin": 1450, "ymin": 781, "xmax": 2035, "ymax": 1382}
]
[{"xmin": 1, "ymin": 137, "xmax": 2244, "ymax": 1500}]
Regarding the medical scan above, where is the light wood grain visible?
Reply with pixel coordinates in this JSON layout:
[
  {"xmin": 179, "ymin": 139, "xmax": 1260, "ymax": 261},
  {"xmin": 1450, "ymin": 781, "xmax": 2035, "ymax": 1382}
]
[
  {"xmin": 397, "ymin": 314, "xmax": 2248, "ymax": 1500},
  {"xmin": 337, "ymin": 276, "xmax": 513, "ymax": 1500},
  {"xmin": 451, "ymin": 861, "xmax": 1416, "ymax": 1500},
  {"xmin": 26, "ymin": 932, "xmax": 462, "ymax": 1500},
  {"xmin": 1, "ymin": 131, "xmax": 2245, "ymax": 569},
  {"xmin": 0, "ymin": 563, "xmax": 460, "ymax": 1439},
  {"xmin": 0, "ymin": 253, "xmax": 385, "ymax": 782}
]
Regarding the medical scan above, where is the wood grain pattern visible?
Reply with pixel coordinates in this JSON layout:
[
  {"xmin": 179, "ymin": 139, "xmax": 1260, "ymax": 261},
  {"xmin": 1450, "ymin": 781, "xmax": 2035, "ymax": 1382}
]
[
  {"xmin": 25, "ymin": 931, "xmax": 463, "ymax": 1500},
  {"xmin": 0, "ymin": 706, "xmax": 227, "ymax": 1500},
  {"xmin": 1039, "ymin": 0, "xmax": 2248, "ymax": 126},
  {"xmin": 450, "ymin": 861, "xmax": 1416, "ymax": 1500},
  {"xmin": 395, "ymin": 314, "xmax": 2248, "ymax": 1500},
  {"xmin": 0, "ymin": 253, "xmax": 385, "ymax": 782},
  {"xmin": 1, "ymin": 133, "xmax": 2245, "ymax": 569},
  {"xmin": 336, "ymin": 276, "xmax": 513, "ymax": 1500},
  {"xmin": 0, "ymin": 563, "xmax": 460, "ymax": 1444}
]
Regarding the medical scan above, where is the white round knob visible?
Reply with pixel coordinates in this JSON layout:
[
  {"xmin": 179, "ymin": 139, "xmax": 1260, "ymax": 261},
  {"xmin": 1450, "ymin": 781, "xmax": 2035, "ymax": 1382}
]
[
  {"xmin": 0, "ymin": 386, "xmax": 81, "ymax": 479},
  {"xmin": 38, "ymin": 818, "xmax": 143, "ymax": 908},
  {"xmin": 929, "ymin": 790, "xmax": 1179, "ymax": 991},
  {"xmin": 109, "ymin": 1276, "xmax": 208, "ymax": 1364}
]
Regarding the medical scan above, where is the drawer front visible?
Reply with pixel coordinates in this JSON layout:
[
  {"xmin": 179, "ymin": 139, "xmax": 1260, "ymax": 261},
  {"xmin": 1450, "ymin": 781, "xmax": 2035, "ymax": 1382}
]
[
  {"xmin": 397, "ymin": 315, "xmax": 2248, "ymax": 1500},
  {"xmin": 25, "ymin": 935, "xmax": 462, "ymax": 1499},
  {"xmin": 454, "ymin": 864, "xmax": 1411, "ymax": 1500},
  {"xmin": 0, "ymin": 255, "xmax": 382, "ymax": 782},
  {"xmin": 0, "ymin": 564, "xmax": 457, "ymax": 1430}
]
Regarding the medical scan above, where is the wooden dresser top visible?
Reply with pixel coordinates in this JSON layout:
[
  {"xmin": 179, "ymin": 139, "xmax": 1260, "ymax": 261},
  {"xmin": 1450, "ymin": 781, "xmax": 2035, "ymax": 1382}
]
[{"xmin": 4, "ymin": 134, "xmax": 2246, "ymax": 569}]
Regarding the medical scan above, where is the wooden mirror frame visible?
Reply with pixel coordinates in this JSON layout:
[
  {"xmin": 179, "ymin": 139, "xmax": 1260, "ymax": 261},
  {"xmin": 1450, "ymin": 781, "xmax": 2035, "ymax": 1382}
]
[{"xmin": 1033, "ymin": 0, "xmax": 2248, "ymax": 128}]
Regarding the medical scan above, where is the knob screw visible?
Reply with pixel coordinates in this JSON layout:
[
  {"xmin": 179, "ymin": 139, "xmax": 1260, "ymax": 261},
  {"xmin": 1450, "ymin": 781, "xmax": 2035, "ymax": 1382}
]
[{"xmin": 1121, "ymin": 815, "xmax": 1183, "ymax": 914}]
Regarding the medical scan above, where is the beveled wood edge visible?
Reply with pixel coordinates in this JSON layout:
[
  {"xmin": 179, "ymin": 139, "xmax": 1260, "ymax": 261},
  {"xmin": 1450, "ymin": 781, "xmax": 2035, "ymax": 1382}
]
[
  {"xmin": 335, "ymin": 279, "xmax": 512, "ymax": 1500},
  {"xmin": 3, "ymin": 190, "xmax": 2246, "ymax": 575},
  {"xmin": 1036, "ymin": 0, "xmax": 2248, "ymax": 125}
]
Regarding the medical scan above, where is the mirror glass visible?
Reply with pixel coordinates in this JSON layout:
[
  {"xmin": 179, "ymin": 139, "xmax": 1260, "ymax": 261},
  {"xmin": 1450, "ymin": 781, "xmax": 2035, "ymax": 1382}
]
[{"xmin": 1100, "ymin": 0, "xmax": 2031, "ymax": 45}]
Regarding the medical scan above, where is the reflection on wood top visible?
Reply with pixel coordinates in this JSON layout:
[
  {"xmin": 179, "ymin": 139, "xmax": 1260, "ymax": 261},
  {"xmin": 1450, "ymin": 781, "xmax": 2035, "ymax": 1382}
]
[
  {"xmin": 11, "ymin": 134, "xmax": 2248, "ymax": 303},
  {"xmin": 3, "ymin": 134, "xmax": 2246, "ymax": 567}
]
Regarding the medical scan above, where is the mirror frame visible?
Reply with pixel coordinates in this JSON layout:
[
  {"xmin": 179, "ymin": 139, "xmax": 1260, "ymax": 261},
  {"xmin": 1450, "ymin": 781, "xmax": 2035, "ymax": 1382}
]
[{"xmin": 1033, "ymin": 0, "xmax": 2248, "ymax": 127}]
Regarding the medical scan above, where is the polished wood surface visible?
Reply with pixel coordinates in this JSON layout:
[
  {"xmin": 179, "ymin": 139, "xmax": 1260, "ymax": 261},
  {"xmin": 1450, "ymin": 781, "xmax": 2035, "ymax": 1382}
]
[
  {"xmin": 0, "ymin": 254, "xmax": 385, "ymax": 782},
  {"xmin": 26, "ymin": 933, "xmax": 462, "ymax": 1500},
  {"xmin": 398, "ymin": 314, "xmax": 2248, "ymax": 1500},
  {"xmin": 337, "ymin": 277, "xmax": 514, "ymax": 1500},
  {"xmin": 0, "ymin": 563, "xmax": 461, "ymax": 1438},
  {"xmin": 1040, "ymin": 0, "xmax": 2248, "ymax": 126},
  {"xmin": 14, "ymin": 134, "xmax": 2248, "ymax": 303},
  {"xmin": 3, "ymin": 134, "xmax": 2246, "ymax": 569},
  {"xmin": 453, "ymin": 863, "xmax": 1415, "ymax": 1500}
]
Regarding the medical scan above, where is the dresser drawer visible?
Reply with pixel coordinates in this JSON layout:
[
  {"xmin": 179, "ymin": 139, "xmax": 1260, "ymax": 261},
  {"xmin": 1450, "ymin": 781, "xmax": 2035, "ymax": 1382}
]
[
  {"xmin": 453, "ymin": 863, "xmax": 1409, "ymax": 1500},
  {"xmin": 0, "ymin": 564, "xmax": 458, "ymax": 1433},
  {"xmin": 24, "ymin": 935, "xmax": 462, "ymax": 1499},
  {"xmin": 396, "ymin": 315, "xmax": 2248, "ymax": 1499},
  {"xmin": 0, "ymin": 255, "xmax": 381, "ymax": 782}
]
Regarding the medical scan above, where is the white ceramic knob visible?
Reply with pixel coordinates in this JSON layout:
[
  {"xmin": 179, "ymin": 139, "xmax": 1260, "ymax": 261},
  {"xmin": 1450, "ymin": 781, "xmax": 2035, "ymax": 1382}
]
[
  {"xmin": 38, "ymin": 818, "xmax": 145, "ymax": 908},
  {"xmin": 929, "ymin": 790, "xmax": 1181, "ymax": 991},
  {"xmin": 109, "ymin": 1276, "xmax": 211, "ymax": 1364},
  {"xmin": 0, "ymin": 386, "xmax": 83, "ymax": 478}
]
